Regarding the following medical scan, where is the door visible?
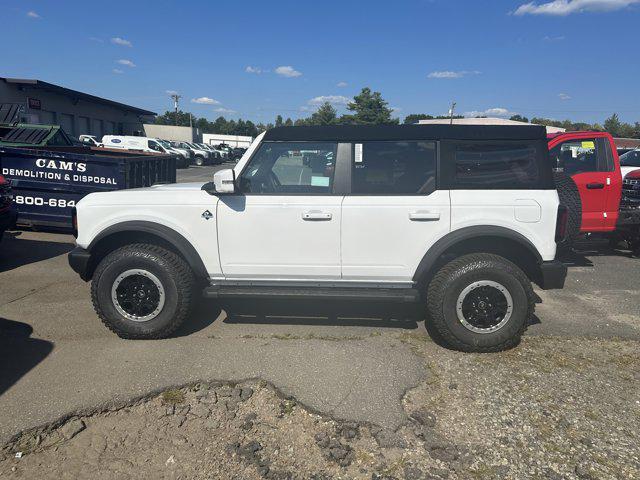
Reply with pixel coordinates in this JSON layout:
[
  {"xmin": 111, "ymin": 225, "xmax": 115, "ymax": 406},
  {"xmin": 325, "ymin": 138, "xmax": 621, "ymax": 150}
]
[
  {"xmin": 217, "ymin": 141, "xmax": 342, "ymax": 279},
  {"xmin": 59, "ymin": 113, "xmax": 75, "ymax": 137},
  {"xmin": 341, "ymin": 140, "xmax": 451, "ymax": 282},
  {"xmin": 549, "ymin": 135, "xmax": 621, "ymax": 231},
  {"xmin": 77, "ymin": 116, "xmax": 90, "ymax": 136}
]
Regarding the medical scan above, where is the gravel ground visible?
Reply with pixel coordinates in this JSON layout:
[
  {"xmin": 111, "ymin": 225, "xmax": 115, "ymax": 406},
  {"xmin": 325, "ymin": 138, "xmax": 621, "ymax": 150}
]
[{"xmin": 2, "ymin": 335, "xmax": 638, "ymax": 480}]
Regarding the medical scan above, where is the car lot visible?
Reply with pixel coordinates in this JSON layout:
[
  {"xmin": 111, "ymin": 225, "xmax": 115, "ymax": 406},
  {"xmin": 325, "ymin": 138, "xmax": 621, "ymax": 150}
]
[{"xmin": 1, "ymin": 164, "xmax": 639, "ymax": 477}]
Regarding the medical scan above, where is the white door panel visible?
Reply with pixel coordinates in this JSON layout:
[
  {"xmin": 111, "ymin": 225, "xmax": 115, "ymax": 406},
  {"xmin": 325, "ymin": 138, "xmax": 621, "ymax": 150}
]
[
  {"xmin": 217, "ymin": 196, "xmax": 342, "ymax": 279},
  {"xmin": 341, "ymin": 191, "xmax": 451, "ymax": 281}
]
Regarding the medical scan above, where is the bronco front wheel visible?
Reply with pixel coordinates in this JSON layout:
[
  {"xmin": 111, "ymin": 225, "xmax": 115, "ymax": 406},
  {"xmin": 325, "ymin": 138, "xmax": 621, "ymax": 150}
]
[{"xmin": 91, "ymin": 244, "xmax": 195, "ymax": 339}]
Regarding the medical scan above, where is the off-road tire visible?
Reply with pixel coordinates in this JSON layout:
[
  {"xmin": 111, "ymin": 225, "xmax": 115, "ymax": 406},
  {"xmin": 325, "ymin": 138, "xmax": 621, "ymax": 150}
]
[
  {"xmin": 554, "ymin": 171, "xmax": 582, "ymax": 251},
  {"xmin": 195, "ymin": 156, "xmax": 204, "ymax": 167},
  {"xmin": 426, "ymin": 253, "xmax": 534, "ymax": 353},
  {"xmin": 91, "ymin": 244, "xmax": 195, "ymax": 339}
]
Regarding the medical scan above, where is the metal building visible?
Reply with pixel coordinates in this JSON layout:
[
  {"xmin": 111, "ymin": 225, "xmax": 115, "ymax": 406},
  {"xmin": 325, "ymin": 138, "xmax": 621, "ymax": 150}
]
[{"xmin": 0, "ymin": 77, "xmax": 155, "ymax": 138}]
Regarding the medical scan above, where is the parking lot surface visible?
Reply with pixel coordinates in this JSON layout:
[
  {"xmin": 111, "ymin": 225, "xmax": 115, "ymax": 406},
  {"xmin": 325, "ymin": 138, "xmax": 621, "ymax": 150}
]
[{"xmin": 1, "ymin": 164, "xmax": 639, "ymax": 476}]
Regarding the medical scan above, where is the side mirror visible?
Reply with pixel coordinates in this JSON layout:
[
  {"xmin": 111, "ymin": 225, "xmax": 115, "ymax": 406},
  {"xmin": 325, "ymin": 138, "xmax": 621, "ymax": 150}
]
[{"xmin": 213, "ymin": 168, "xmax": 236, "ymax": 194}]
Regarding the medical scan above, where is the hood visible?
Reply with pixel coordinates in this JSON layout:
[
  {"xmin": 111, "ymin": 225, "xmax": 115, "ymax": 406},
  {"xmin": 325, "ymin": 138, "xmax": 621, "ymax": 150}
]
[
  {"xmin": 626, "ymin": 169, "xmax": 640, "ymax": 180},
  {"xmin": 146, "ymin": 182, "xmax": 205, "ymax": 192}
]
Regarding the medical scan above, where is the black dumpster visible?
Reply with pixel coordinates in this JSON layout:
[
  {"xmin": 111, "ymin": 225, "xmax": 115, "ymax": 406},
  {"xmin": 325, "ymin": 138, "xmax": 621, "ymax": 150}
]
[{"xmin": 0, "ymin": 145, "xmax": 176, "ymax": 231}]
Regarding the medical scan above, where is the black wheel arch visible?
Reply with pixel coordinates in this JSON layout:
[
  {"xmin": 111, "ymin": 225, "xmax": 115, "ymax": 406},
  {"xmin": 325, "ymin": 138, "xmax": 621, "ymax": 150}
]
[
  {"xmin": 413, "ymin": 226, "xmax": 545, "ymax": 288},
  {"xmin": 85, "ymin": 221, "xmax": 209, "ymax": 282}
]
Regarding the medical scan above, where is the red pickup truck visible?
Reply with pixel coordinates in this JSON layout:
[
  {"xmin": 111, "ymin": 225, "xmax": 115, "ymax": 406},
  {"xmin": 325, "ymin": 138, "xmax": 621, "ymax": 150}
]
[{"xmin": 548, "ymin": 131, "xmax": 639, "ymax": 254}]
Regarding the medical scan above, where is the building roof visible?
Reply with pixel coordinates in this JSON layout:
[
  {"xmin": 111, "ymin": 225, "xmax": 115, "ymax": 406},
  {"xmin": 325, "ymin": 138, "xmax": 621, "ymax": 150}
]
[
  {"xmin": 1, "ymin": 77, "xmax": 156, "ymax": 116},
  {"xmin": 263, "ymin": 124, "xmax": 547, "ymax": 142},
  {"xmin": 417, "ymin": 117, "xmax": 566, "ymax": 134},
  {"xmin": 614, "ymin": 137, "xmax": 640, "ymax": 149}
]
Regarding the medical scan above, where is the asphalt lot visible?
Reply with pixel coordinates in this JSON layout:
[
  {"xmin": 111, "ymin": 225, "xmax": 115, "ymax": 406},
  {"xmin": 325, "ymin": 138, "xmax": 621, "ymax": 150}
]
[{"xmin": 0, "ymin": 163, "xmax": 639, "ymax": 446}]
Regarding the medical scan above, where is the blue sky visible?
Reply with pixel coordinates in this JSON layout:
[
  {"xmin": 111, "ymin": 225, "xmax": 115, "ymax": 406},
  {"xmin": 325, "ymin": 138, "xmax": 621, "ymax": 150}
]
[{"xmin": 3, "ymin": 0, "xmax": 640, "ymax": 124}]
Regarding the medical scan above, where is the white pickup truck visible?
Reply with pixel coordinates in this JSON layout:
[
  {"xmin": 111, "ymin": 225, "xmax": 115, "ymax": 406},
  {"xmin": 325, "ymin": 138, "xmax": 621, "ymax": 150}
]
[{"xmin": 69, "ymin": 125, "xmax": 567, "ymax": 352}]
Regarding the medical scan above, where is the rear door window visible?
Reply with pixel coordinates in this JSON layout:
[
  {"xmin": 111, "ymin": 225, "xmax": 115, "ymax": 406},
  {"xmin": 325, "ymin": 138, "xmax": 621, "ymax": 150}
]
[{"xmin": 351, "ymin": 141, "xmax": 436, "ymax": 195}]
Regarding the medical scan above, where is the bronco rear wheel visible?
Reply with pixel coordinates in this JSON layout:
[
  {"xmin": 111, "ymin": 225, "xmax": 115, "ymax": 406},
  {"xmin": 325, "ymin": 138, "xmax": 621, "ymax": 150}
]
[
  {"xmin": 426, "ymin": 253, "xmax": 534, "ymax": 352},
  {"xmin": 91, "ymin": 244, "xmax": 195, "ymax": 339}
]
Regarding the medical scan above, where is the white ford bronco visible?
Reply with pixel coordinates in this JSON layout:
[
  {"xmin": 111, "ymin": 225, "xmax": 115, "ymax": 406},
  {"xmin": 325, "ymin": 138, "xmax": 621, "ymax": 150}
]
[{"xmin": 69, "ymin": 125, "xmax": 567, "ymax": 352}]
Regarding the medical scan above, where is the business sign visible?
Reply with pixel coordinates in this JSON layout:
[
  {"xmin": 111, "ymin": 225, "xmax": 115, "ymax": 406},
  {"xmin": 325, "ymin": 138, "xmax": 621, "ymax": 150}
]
[
  {"xmin": 28, "ymin": 98, "xmax": 42, "ymax": 110},
  {"xmin": 1, "ymin": 155, "xmax": 122, "ymax": 191},
  {"xmin": 1, "ymin": 151, "xmax": 125, "ymax": 228}
]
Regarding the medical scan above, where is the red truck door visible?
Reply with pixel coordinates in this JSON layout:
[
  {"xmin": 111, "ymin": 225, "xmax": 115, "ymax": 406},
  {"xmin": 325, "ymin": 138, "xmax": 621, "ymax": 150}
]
[{"xmin": 549, "ymin": 133, "xmax": 622, "ymax": 232}]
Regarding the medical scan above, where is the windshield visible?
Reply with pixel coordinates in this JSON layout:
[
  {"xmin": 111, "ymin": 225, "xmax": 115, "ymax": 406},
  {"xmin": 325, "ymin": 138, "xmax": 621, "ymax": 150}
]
[{"xmin": 620, "ymin": 149, "xmax": 640, "ymax": 167}]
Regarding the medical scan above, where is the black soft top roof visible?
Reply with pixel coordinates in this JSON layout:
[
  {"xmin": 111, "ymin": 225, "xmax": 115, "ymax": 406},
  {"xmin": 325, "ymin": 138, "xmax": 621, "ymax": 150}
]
[{"xmin": 263, "ymin": 124, "xmax": 547, "ymax": 142}]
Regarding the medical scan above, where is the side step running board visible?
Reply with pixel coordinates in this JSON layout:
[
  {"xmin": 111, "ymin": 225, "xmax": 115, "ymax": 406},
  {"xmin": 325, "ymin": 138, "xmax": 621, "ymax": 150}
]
[{"xmin": 202, "ymin": 286, "xmax": 420, "ymax": 303}]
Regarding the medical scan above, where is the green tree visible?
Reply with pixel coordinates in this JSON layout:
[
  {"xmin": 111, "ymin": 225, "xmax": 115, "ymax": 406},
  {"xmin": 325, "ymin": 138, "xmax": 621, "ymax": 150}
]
[
  {"xmin": 341, "ymin": 87, "xmax": 398, "ymax": 125},
  {"xmin": 509, "ymin": 114, "xmax": 529, "ymax": 123},
  {"xmin": 604, "ymin": 113, "xmax": 622, "ymax": 137},
  {"xmin": 403, "ymin": 114, "xmax": 434, "ymax": 124},
  {"xmin": 275, "ymin": 115, "xmax": 284, "ymax": 128},
  {"xmin": 154, "ymin": 110, "xmax": 192, "ymax": 127},
  {"xmin": 308, "ymin": 102, "xmax": 338, "ymax": 125},
  {"xmin": 284, "ymin": 117, "xmax": 294, "ymax": 127}
]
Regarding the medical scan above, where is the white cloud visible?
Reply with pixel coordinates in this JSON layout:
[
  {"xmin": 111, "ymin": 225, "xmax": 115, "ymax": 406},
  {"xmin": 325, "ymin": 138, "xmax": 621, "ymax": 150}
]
[
  {"xmin": 89, "ymin": 37, "xmax": 104, "ymax": 43},
  {"xmin": 463, "ymin": 107, "xmax": 516, "ymax": 118},
  {"xmin": 191, "ymin": 97, "xmax": 220, "ymax": 105},
  {"xmin": 558, "ymin": 93, "xmax": 572, "ymax": 100},
  {"xmin": 514, "ymin": 0, "xmax": 639, "ymax": 16},
  {"xmin": 308, "ymin": 95, "xmax": 351, "ymax": 106},
  {"xmin": 543, "ymin": 35, "xmax": 566, "ymax": 41},
  {"xmin": 111, "ymin": 37, "xmax": 132, "ymax": 47},
  {"xmin": 26, "ymin": 11, "xmax": 41, "ymax": 19},
  {"xmin": 428, "ymin": 70, "xmax": 481, "ymax": 79},
  {"xmin": 215, "ymin": 107, "xmax": 236, "ymax": 114},
  {"xmin": 165, "ymin": 90, "xmax": 178, "ymax": 95},
  {"xmin": 245, "ymin": 66, "xmax": 263, "ymax": 74},
  {"xmin": 275, "ymin": 66, "xmax": 302, "ymax": 78},
  {"xmin": 337, "ymin": 81, "xmax": 348, "ymax": 87},
  {"xmin": 112, "ymin": 69, "xmax": 124, "ymax": 74},
  {"xmin": 117, "ymin": 59, "xmax": 136, "ymax": 68},
  {"xmin": 390, "ymin": 106, "xmax": 402, "ymax": 112}
]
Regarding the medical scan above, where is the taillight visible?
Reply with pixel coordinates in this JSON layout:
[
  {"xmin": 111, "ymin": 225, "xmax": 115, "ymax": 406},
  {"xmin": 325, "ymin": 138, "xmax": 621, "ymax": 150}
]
[
  {"xmin": 72, "ymin": 207, "xmax": 78, "ymax": 238},
  {"xmin": 555, "ymin": 205, "xmax": 568, "ymax": 242},
  {"xmin": 0, "ymin": 175, "xmax": 7, "ymax": 185}
]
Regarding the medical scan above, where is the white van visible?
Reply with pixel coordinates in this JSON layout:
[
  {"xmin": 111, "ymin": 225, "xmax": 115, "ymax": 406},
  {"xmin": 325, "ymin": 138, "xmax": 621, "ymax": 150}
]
[{"xmin": 102, "ymin": 136, "xmax": 169, "ymax": 155}]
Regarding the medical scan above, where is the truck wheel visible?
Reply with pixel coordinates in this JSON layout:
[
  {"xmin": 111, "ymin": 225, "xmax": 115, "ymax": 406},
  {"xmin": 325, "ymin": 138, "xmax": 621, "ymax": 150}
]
[
  {"xmin": 195, "ymin": 156, "xmax": 204, "ymax": 167},
  {"xmin": 426, "ymin": 254, "xmax": 534, "ymax": 353},
  {"xmin": 91, "ymin": 244, "xmax": 195, "ymax": 339},
  {"xmin": 554, "ymin": 172, "xmax": 582, "ymax": 252}
]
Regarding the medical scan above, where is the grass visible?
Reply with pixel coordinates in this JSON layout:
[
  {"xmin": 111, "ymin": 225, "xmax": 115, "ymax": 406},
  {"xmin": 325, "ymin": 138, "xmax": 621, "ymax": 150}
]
[
  {"xmin": 161, "ymin": 389, "xmax": 185, "ymax": 405},
  {"xmin": 280, "ymin": 399, "xmax": 296, "ymax": 415}
]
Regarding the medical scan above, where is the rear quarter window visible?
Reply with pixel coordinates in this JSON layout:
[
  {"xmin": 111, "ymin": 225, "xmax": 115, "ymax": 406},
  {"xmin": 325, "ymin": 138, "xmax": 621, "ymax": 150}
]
[{"xmin": 440, "ymin": 140, "xmax": 551, "ymax": 189}]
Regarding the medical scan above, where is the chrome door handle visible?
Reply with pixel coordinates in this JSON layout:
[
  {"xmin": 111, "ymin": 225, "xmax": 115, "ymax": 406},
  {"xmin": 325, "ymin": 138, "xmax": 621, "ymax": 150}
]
[
  {"xmin": 409, "ymin": 211, "xmax": 440, "ymax": 221},
  {"xmin": 302, "ymin": 211, "xmax": 332, "ymax": 221}
]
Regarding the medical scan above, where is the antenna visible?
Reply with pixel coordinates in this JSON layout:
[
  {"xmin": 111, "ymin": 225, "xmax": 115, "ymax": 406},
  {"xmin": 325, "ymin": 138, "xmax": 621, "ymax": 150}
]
[
  {"xmin": 449, "ymin": 101, "xmax": 457, "ymax": 125},
  {"xmin": 170, "ymin": 93, "xmax": 182, "ymax": 125}
]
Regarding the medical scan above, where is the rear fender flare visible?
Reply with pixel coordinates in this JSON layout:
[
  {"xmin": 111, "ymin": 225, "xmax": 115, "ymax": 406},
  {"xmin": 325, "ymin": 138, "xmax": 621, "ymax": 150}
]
[{"xmin": 413, "ymin": 226, "xmax": 543, "ymax": 283}]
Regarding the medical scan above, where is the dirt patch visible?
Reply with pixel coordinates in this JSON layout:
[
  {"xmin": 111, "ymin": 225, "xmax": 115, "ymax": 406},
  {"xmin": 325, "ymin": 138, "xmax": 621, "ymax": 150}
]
[{"xmin": 1, "ymin": 336, "xmax": 639, "ymax": 479}]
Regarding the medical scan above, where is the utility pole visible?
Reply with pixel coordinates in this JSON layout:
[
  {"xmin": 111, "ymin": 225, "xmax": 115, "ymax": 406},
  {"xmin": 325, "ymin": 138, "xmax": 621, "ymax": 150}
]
[
  {"xmin": 170, "ymin": 93, "xmax": 182, "ymax": 126},
  {"xmin": 449, "ymin": 101, "xmax": 457, "ymax": 125}
]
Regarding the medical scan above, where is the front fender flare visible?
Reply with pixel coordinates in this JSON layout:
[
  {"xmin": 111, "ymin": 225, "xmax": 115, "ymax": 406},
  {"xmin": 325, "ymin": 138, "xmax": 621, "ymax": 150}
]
[{"xmin": 88, "ymin": 221, "xmax": 209, "ymax": 281}]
